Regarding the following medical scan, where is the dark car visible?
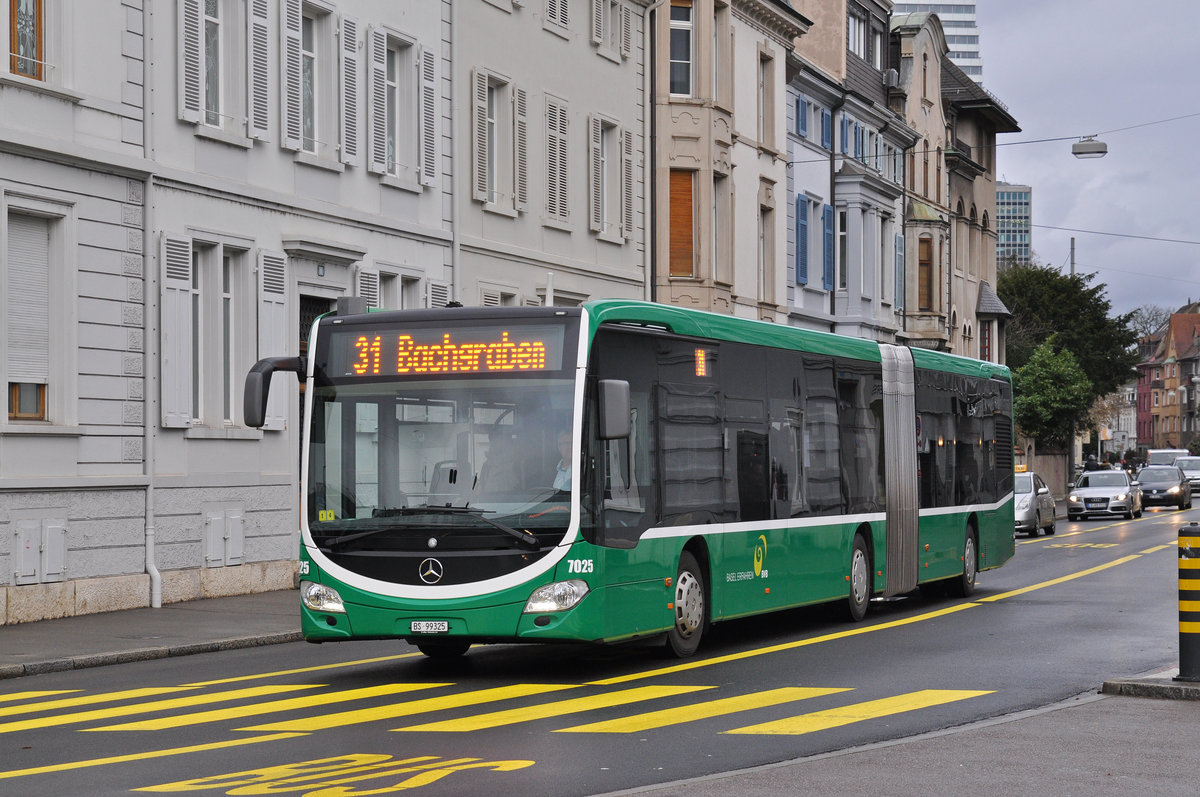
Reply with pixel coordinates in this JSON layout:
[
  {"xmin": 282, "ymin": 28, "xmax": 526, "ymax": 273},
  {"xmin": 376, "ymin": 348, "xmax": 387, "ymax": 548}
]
[{"xmin": 1137, "ymin": 465, "xmax": 1193, "ymax": 510}]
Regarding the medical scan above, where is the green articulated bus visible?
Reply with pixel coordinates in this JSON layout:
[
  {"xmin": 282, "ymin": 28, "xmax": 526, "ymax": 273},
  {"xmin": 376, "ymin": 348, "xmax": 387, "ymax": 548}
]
[{"xmin": 245, "ymin": 299, "xmax": 1015, "ymax": 658}]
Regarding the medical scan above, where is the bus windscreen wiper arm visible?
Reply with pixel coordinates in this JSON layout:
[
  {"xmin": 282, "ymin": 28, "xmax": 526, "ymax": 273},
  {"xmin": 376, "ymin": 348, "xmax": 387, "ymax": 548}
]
[{"xmin": 321, "ymin": 506, "xmax": 540, "ymax": 550}]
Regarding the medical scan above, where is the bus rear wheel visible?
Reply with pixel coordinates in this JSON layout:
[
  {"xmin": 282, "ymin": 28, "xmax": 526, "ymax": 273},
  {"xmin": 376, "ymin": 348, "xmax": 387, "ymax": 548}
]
[
  {"xmin": 845, "ymin": 533, "xmax": 871, "ymax": 622},
  {"xmin": 666, "ymin": 551, "xmax": 706, "ymax": 658},
  {"xmin": 415, "ymin": 639, "xmax": 471, "ymax": 659}
]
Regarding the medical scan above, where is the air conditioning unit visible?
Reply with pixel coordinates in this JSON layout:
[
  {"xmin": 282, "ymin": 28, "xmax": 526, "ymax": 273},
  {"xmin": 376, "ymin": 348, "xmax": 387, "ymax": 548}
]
[{"xmin": 883, "ymin": 68, "xmax": 900, "ymax": 88}]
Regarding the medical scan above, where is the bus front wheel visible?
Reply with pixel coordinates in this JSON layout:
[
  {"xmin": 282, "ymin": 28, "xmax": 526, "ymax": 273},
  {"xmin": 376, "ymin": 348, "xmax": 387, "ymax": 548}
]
[
  {"xmin": 949, "ymin": 528, "xmax": 978, "ymax": 598},
  {"xmin": 666, "ymin": 550, "xmax": 706, "ymax": 658},
  {"xmin": 845, "ymin": 533, "xmax": 871, "ymax": 622}
]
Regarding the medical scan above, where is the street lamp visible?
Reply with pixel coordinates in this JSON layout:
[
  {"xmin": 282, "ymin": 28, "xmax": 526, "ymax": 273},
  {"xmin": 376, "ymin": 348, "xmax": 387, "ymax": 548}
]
[{"xmin": 1072, "ymin": 135, "xmax": 1108, "ymax": 159}]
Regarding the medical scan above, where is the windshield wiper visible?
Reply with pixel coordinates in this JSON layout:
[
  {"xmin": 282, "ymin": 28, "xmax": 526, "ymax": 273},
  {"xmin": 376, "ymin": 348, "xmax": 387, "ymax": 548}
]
[{"xmin": 320, "ymin": 506, "xmax": 540, "ymax": 551}]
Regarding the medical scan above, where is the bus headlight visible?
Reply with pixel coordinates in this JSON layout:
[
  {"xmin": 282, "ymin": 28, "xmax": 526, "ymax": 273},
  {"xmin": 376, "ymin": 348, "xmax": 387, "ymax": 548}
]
[
  {"xmin": 524, "ymin": 580, "xmax": 589, "ymax": 613},
  {"xmin": 301, "ymin": 581, "xmax": 346, "ymax": 614}
]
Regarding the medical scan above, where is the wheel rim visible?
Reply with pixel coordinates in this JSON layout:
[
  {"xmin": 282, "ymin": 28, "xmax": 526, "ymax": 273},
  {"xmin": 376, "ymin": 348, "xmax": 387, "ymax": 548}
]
[
  {"xmin": 964, "ymin": 537, "xmax": 977, "ymax": 583},
  {"xmin": 674, "ymin": 570, "xmax": 704, "ymax": 638},
  {"xmin": 850, "ymin": 547, "xmax": 869, "ymax": 606}
]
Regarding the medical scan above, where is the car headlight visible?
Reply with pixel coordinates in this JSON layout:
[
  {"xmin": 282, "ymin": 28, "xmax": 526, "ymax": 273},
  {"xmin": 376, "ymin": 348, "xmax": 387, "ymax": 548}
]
[
  {"xmin": 1068, "ymin": 494, "xmax": 1080, "ymax": 503},
  {"xmin": 1115, "ymin": 493, "xmax": 1127, "ymax": 501},
  {"xmin": 1017, "ymin": 495, "xmax": 1032, "ymax": 510},
  {"xmin": 1168, "ymin": 486, "xmax": 1180, "ymax": 494},
  {"xmin": 301, "ymin": 580, "xmax": 346, "ymax": 614},
  {"xmin": 524, "ymin": 579, "xmax": 589, "ymax": 613}
]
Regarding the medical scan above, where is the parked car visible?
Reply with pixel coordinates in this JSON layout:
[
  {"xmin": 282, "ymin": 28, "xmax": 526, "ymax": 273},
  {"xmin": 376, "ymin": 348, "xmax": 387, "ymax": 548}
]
[
  {"xmin": 1174, "ymin": 456, "xmax": 1200, "ymax": 491},
  {"xmin": 1014, "ymin": 471, "xmax": 1056, "ymax": 536},
  {"xmin": 1067, "ymin": 470, "xmax": 1143, "ymax": 521},
  {"xmin": 1137, "ymin": 465, "xmax": 1193, "ymax": 510}
]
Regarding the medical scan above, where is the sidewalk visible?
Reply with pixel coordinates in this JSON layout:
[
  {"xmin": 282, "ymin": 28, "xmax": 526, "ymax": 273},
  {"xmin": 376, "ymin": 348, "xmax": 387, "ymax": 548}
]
[{"xmin": 2, "ymin": 589, "xmax": 1199, "ymax": 796}]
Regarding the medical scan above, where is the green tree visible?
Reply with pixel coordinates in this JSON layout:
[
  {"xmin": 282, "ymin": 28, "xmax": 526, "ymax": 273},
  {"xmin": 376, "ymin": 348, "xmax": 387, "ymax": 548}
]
[
  {"xmin": 997, "ymin": 263, "xmax": 1138, "ymax": 403},
  {"xmin": 1012, "ymin": 339, "xmax": 1092, "ymax": 449}
]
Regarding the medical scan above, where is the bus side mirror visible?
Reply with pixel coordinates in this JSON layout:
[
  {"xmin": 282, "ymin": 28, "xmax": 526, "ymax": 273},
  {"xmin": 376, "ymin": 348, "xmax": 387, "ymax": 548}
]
[
  {"xmin": 244, "ymin": 357, "xmax": 305, "ymax": 428},
  {"xmin": 598, "ymin": 379, "xmax": 631, "ymax": 440}
]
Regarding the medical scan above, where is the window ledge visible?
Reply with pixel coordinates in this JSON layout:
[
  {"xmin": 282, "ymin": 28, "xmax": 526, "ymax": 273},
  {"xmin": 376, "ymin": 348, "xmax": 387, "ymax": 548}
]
[
  {"xmin": 195, "ymin": 124, "xmax": 254, "ymax": 149},
  {"xmin": 1, "ymin": 423, "xmax": 81, "ymax": 437},
  {"xmin": 483, "ymin": 201, "xmax": 518, "ymax": 219},
  {"xmin": 596, "ymin": 229, "xmax": 626, "ymax": 246},
  {"xmin": 380, "ymin": 172, "xmax": 423, "ymax": 194},
  {"xmin": 184, "ymin": 426, "xmax": 264, "ymax": 440},
  {"xmin": 543, "ymin": 22, "xmax": 570, "ymax": 41},
  {"xmin": 0, "ymin": 73, "xmax": 84, "ymax": 103},
  {"xmin": 595, "ymin": 46, "xmax": 621, "ymax": 66},
  {"xmin": 295, "ymin": 151, "xmax": 346, "ymax": 173},
  {"xmin": 542, "ymin": 217, "xmax": 572, "ymax": 233}
]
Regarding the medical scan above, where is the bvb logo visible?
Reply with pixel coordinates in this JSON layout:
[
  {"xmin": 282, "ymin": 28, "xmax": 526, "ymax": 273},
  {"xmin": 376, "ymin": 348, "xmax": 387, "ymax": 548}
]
[{"xmin": 753, "ymin": 535, "xmax": 767, "ymax": 577}]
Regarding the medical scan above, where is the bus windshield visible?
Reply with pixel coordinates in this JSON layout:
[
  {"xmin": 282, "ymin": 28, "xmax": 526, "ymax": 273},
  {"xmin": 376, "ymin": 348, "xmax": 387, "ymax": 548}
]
[{"xmin": 305, "ymin": 314, "xmax": 579, "ymax": 556}]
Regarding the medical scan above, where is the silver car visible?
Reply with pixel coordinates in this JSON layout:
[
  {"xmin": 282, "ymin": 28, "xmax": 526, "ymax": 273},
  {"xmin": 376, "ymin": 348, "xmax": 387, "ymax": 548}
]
[
  {"xmin": 1014, "ymin": 471, "xmax": 1056, "ymax": 536},
  {"xmin": 1174, "ymin": 456, "xmax": 1200, "ymax": 492},
  {"xmin": 1067, "ymin": 469, "xmax": 1143, "ymax": 521}
]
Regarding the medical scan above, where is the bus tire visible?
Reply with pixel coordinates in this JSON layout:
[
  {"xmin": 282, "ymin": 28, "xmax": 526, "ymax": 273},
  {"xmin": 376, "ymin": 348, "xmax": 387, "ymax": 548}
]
[
  {"xmin": 415, "ymin": 639, "xmax": 471, "ymax": 659},
  {"xmin": 666, "ymin": 550, "xmax": 706, "ymax": 658},
  {"xmin": 949, "ymin": 527, "xmax": 978, "ymax": 598},
  {"xmin": 845, "ymin": 533, "xmax": 871, "ymax": 622}
]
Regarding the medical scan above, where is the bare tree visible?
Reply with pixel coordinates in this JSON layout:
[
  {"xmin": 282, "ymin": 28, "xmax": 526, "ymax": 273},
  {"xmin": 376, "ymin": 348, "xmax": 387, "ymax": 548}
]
[{"xmin": 1129, "ymin": 304, "xmax": 1171, "ymax": 339}]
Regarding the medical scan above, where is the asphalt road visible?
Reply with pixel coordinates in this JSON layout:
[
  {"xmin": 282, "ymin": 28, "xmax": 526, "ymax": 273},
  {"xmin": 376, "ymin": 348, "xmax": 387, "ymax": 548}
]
[{"xmin": 0, "ymin": 506, "xmax": 1191, "ymax": 796}]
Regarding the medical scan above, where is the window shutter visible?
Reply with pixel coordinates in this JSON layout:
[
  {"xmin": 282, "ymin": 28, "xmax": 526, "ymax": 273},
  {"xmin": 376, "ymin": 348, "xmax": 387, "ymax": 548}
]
[
  {"xmin": 257, "ymin": 250, "xmax": 289, "ymax": 431},
  {"xmin": 225, "ymin": 509, "xmax": 245, "ymax": 565},
  {"xmin": 481, "ymin": 289, "xmax": 501, "ymax": 307},
  {"xmin": 797, "ymin": 97, "xmax": 808, "ymax": 138},
  {"xmin": 821, "ymin": 109, "xmax": 831, "ymax": 149},
  {"xmin": 6, "ymin": 214, "xmax": 50, "ymax": 384},
  {"xmin": 588, "ymin": 115, "xmax": 603, "ymax": 232},
  {"xmin": 426, "ymin": 280, "xmax": 451, "ymax": 308},
  {"xmin": 513, "ymin": 86, "xmax": 529, "ymax": 211},
  {"xmin": 339, "ymin": 15, "xmax": 360, "ymax": 166},
  {"xmin": 620, "ymin": 5, "xmax": 633, "ymax": 58},
  {"xmin": 547, "ymin": 98, "xmax": 568, "ymax": 221},
  {"xmin": 795, "ymin": 196, "xmax": 808, "ymax": 285},
  {"xmin": 471, "ymin": 68, "xmax": 489, "ymax": 202},
  {"xmin": 160, "ymin": 234, "xmax": 194, "ymax": 428},
  {"xmin": 357, "ymin": 268, "xmax": 379, "ymax": 309},
  {"xmin": 41, "ymin": 521, "xmax": 66, "ymax": 582},
  {"xmin": 204, "ymin": 510, "xmax": 226, "ymax": 565},
  {"xmin": 280, "ymin": 0, "xmax": 303, "ymax": 151},
  {"xmin": 247, "ymin": 0, "xmax": 271, "ymax": 139},
  {"xmin": 822, "ymin": 205, "xmax": 835, "ymax": 291},
  {"xmin": 895, "ymin": 233, "xmax": 905, "ymax": 311},
  {"xmin": 591, "ymin": 0, "xmax": 604, "ymax": 45},
  {"xmin": 620, "ymin": 128, "xmax": 634, "ymax": 239},
  {"xmin": 840, "ymin": 116, "xmax": 849, "ymax": 154},
  {"xmin": 419, "ymin": 46, "xmax": 438, "ymax": 186},
  {"xmin": 178, "ymin": 0, "xmax": 202, "ymax": 123},
  {"xmin": 366, "ymin": 27, "xmax": 388, "ymax": 174}
]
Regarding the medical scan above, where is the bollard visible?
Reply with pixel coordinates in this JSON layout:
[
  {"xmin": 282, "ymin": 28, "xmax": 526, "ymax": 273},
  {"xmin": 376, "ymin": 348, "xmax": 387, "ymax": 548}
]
[{"xmin": 1179, "ymin": 521, "xmax": 1200, "ymax": 682}]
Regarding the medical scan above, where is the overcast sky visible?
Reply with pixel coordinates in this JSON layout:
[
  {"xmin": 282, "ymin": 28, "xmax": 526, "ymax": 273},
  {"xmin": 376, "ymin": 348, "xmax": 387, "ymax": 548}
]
[{"xmin": 975, "ymin": 0, "xmax": 1200, "ymax": 318}]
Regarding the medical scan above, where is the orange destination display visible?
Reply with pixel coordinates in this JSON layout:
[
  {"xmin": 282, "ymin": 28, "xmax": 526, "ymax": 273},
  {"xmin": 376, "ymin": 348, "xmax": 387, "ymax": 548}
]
[{"xmin": 323, "ymin": 322, "xmax": 568, "ymax": 378}]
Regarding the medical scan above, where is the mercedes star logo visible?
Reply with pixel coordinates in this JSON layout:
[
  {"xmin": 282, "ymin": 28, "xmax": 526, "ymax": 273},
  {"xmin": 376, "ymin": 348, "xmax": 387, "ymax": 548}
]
[{"xmin": 418, "ymin": 558, "xmax": 444, "ymax": 584}]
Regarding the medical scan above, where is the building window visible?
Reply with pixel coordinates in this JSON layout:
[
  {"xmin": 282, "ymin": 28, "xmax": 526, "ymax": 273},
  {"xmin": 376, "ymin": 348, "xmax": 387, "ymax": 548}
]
[
  {"xmin": 669, "ymin": 169, "xmax": 695, "ymax": 278},
  {"xmin": 9, "ymin": 0, "xmax": 42, "ymax": 79},
  {"xmin": 201, "ymin": 0, "xmax": 221, "ymax": 125},
  {"xmin": 918, "ymin": 236, "xmax": 934, "ymax": 311},
  {"xmin": 848, "ymin": 10, "xmax": 866, "ymax": 59},
  {"xmin": 5, "ymin": 213, "xmax": 49, "ymax": 420},
  {"xmin": 281, "ymin": 1, "xmax": 343, "ymax": 159},
  {"xmin": 837, "ymin": 209, "xmax": 848, "ymax": 290},
  {"xmin": 546, "ymin": 0, "xmax": 569, "ymax": 29},
  {"xmin": 190, "ymin": 243, "xmax": 246, "ymax": 425},
  {"xmin": 300, "ymin": 13, "xmax": 318, "ymax": 152},
  {"xmin": 471, "ymin": 68, "xmax": 527, "ymax": 213},
  {"xmin": 385, "ymin": 41, "xmax": 412, "ymax": 175},
  {"xmin": 980, "ymin": 320, "xmax": 992, "ymax": 361},
  {"xmin": 179, "ymin": 0, "xmax": 268, "ymax": 140},
  {"xmin": 588, "ymin": 116, "xmax": 634, "ymax": 239},
  {"xmin": 669, "ymin": 0, "xmax": 693, "ymax": 97}
]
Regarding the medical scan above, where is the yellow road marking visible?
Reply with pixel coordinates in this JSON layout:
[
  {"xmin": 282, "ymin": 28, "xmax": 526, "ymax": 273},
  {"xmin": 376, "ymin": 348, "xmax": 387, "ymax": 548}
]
[
  {"xmin": 87, "ymin": 683, "xmax": 448, "ymax": 732},
  {"xmin": 977, "ymin": 556, "xmax": 1141, "ymax": 602},
  {"xmin": 0, "ymin": 733, "xmax": 304, "ymax": 781},
  {"xmin": 0, "ymin": 690, "xmax": 79, "ymax": 705},
  {"xmin": 588, "ymin": 603, "xmax": 979, "ymax": 686},
  {"xmin": 1141, "ymin": 545, "xmax": 1174, "ymax": 554},
  {"xmin": 0, "ymin": 685, "xmax": 316, "ymax": 735},
  {"xmin": 183, "ymin": 653, "xmax": 419, "ymax": 687},
  {"xmin": 393, "ymin": 685, "xmax": 708, "ymax": 732},
  {"xmin": 724, "ymin": 689, "xmax": 993, "ymax": 735},
  {"xmin": 239, "ymin": 684, "xmax": 574, "ymax": 733},
  {"xmin": 556, "ymin": 687, "xmax": 850, "ymax": 733},
  {"xmin": 0, "ymin": 687, "xmax": 192, "ymax": 719}
]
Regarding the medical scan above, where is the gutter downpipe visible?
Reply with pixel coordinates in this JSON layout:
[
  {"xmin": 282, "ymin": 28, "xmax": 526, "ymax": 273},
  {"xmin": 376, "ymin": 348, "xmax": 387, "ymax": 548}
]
[
  {"xmin": 450, "ymin": 1, "xmax": 461, "ymax": 304},
  {"xmin": 144, "ymin": 1, "xmax": 161, "ymax": 607},
  {"xmin": 644, "ymin": 0, "xmax": 665, "ymax": 302}
]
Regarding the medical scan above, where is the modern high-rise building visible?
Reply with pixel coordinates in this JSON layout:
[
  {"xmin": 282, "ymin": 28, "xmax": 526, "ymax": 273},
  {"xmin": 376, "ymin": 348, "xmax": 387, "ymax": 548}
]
[
  {"xmin": 892, "ymin": 3, "xmax": 983, "ymax": 82},
  {"xmin": 996, "ymin": 182, "xmax": 1032, "ymax": 269}
]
